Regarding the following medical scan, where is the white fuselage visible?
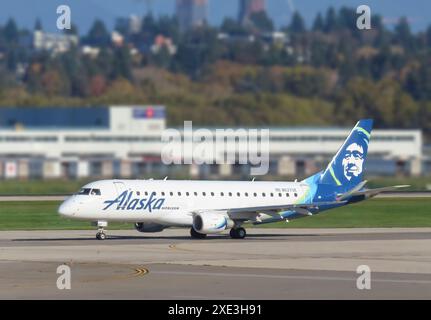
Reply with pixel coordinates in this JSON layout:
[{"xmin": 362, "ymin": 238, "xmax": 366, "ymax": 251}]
[{"xmin": 58, "ymin": 179, "xmax": 309, "ymax": 227}]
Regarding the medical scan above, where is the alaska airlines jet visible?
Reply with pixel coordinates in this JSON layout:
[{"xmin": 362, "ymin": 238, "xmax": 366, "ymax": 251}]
[{"xmin": 58, "ymin": 120, "xmax": 408, "ymax": 240}]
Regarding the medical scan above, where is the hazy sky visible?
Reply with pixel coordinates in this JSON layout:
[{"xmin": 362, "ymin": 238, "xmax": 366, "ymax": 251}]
[{"xmin": 1, "ymin": 0, "xmax": 430, "ymax": 34}]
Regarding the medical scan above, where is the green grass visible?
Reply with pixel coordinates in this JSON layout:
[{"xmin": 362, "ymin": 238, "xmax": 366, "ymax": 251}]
[
  {"xmin": 0, "ymin": 198, "xmax": 430, "ymax": 230},
  {"xmin": 0, "ymin": 201, "xmax": 132, "ymax": 230}
]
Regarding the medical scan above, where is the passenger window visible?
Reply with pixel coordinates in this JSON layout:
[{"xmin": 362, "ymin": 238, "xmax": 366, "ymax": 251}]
[
  {"xmin": 194, "ymin": 192, "xmax": 198, "ymax": 196},
  {"xmin": 279, "ymin": 193, "xmax": 282, "ymax": 197},
  {"xmin": 262, "ymin": 193, "xmax": 266, "ymax": 197},
  {"xmin": 170, "ymin": 192, "xmax": 173, "ymax": 196},
  {"xmin": 237, "ymin": 192, "xmax": 240, "ymax": 197},
  {"xmin": 286, "ymin": 193, "xmax": 290, "ymax": 197},
  {"xmin": 152, "ymin": 192, "xmax": 156, "ymax": 196},
  {"xmin": 78, "ymin": 188, "xmax": 91, "ymax": 195},
  {"xmin": 245, "ymin": 192, "xmax": 248, "ymax": 197},
  {"xmin": 220, "ymin": 192, "xmax": 224, "ymax": 196},
  {"xmin": 253, "ymin": 193, "xmax": 257, "ymax": 197},
  {"xmin": 294, "ymin": 193, "xmax": 298, "ymax": 197},
  {"xmin": 145, "ymin": 191, "xmax": 148, "ymax": 196},
  {"xmin": 229, "ymin": 192, "xmax": 232, "ymax": 197},
  {"xmin": 186, "ymin": 192, "xmax": 190, "ymax": 196},
  {"xmin": 202, "ymin": 192, "xmax": 206, "ymax": 196},
  {"xmin": 161, "ymin": 192, "xmax": 165, "ymax": 196},
  {"xmin": 211, "ymin": 192, "xmax": 214, "ymax": 196},
  {"xmin": 270, "ymin": 193, "xmax": 274, "ymax": 197},
  {"xmin": 178, "ymin": 192, "xmax": 181, "ymax": 196}
]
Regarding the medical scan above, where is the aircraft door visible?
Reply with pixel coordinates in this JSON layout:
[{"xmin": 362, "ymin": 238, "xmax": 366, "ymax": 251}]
[{"xmin": 113, "ymin": 181, "xmax": 127, "ymax": 196}]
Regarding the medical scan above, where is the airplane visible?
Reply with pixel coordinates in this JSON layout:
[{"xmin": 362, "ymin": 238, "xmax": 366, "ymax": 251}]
[{"xmin": 58, "ymin": 119, "xmax": 409, "ymax": 240}]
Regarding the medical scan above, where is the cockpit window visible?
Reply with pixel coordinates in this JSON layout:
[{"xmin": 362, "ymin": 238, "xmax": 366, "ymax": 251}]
[
  {"xmin": 77, "ymin": 188, "xmax": 91, "ymax": 195},
  {"xmin": 77, "ymin": 188, "xmax": 101, "ymax": 196},
  {"xmin": 91, "ymin": 189, "xmax": 101, "ymax": 196}
]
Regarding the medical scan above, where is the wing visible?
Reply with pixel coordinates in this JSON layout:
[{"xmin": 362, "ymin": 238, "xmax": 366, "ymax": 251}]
[{"xmin": 193, "ymin": 200, "xmax": 346, "ymax": 223}]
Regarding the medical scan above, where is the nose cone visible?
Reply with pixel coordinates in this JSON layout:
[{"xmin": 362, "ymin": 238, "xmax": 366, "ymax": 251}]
[{"xmin": 58, "ymin": 199, "xmax": 76, "ymax": 217}]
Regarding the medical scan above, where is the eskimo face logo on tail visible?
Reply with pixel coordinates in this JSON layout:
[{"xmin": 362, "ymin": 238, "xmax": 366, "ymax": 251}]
[
  {"xmin": 103, "ymin": 191, "xmax": 165, "ymax": 212},
  {"xmin": 342, "ymin": 143, "xmax": 364, "ymax": 181}
]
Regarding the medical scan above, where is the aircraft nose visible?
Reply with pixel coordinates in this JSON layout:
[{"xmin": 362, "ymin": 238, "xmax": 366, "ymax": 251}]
[{"xmin": 58, "ymin": 199, "xmax": 76, "ymax": 217}]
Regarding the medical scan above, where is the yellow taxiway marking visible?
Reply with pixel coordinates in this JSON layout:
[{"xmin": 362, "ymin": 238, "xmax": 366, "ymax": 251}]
[{"xmin": 133, "ymin": 267, "xmax": 149, "ymax": 277}]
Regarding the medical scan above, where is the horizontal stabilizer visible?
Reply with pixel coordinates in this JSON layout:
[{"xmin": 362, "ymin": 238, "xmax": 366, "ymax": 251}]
[
  {"xmin": 348, "ymin": 184, "xmax": 410, "ymax": 199},
  {"xmin": 336, "ymin": 180, "xmax": 368, "ymax": 201}
]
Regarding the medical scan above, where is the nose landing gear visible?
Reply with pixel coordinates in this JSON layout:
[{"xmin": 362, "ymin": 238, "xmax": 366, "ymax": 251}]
[{"xmin": 92, "ymin": 221, "xmax": 108, "ymax": 240}]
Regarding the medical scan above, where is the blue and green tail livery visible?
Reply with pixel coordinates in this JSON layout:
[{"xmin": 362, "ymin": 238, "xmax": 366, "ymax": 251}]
[{"xmin": 320, "ymin": 119, "xmax": 373, "ymax": 190}]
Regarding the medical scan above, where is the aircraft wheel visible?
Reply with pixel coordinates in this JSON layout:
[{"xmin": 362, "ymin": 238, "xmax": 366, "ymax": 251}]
[
  {"xmin": 96, "ymin": 232, "xmax": 106, "ymax": 240},
  {"xmin": 230, "ymin": 228, "xmax": 246, "ymax": 239},
  {"xmin": 236, "ymin": 228, "xmax": 246, "ymax": 239},
  {"xmin": 190, "ymin": 227, "xmax": 207, "ymax": 239}
]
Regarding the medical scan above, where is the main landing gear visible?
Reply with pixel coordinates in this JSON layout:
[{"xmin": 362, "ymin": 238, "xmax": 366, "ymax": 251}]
[
  {"xmin": 93, "ymin": 221, "xmax": 108, "ymax": 240},
  {"xmin": 190, "ymin": 227, "xmax": 207, "ymax": 239},
  {"xmin": 230, "ymin": 227, "xmax": 246, "ymax": 239}
]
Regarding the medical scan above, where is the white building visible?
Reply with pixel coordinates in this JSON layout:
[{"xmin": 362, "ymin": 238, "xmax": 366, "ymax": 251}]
[
  {"xmin": 33, "ymin": 31, "xmax": 79, "ymax": 55},
  {"xmin": 0, "ymin": 106, "xmax": 423, "ymax": 180}
]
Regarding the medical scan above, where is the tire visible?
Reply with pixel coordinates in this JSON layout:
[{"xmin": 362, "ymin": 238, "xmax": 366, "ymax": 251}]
[
  {"xmin": 229, "ymin": 228, "xmax": 237, "ymax": 239},
  {"xmin": 230, "ymin": 228, "xmax": 246, "ymax": 239},
  {"xmin": 190, "ymin": 227, "xmax": 207, "ymax": 239},
  {"xmin": 97, "ymin": 232, "xmax": 106, "ymax": 240},
  {"xmin": 236, "ymin": 228, "xmax": 246, "ymax": 239}
]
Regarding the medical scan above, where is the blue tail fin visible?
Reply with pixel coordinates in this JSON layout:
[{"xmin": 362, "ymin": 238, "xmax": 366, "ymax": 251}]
[{"xmin": 320, "ymin": 119, "xmax": 373, "ymax": 190}]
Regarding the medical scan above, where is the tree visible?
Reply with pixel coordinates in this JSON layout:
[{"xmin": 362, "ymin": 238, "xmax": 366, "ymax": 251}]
[
  {"xmin": 85, "ymin": 20, "xmax": 110, "ymax": 47},
  {"xmin": 312, "ymin": 13, "xmax": 324, "ymax": 32},
  {"xmin": 324, "ymin": 7, "xmax": 338, "ymax": 33},
  {"xmin": 111, "ymin": 47, "xmax": 133, "ymax": 80},
  {"xmin": 4, "ymin": 18, "xmax": 19, "ymax": 44},
  {"xmin": 249, "ymin": 11, "xmax": 274, "ymax": 33},
  {"xmin": 289, "ymin": 12, "xmax": 306, "ymax": 33},
  {"xmin": 395, "ymin": 17, "xmax": 415, "ymax": 50},
  {"xmin": 34, "ymin": 18, "xmax": 43, "ymax": 31},
  {"xmin": 221, "ymin": 17, "xmax": 247, "ymax": 36}
]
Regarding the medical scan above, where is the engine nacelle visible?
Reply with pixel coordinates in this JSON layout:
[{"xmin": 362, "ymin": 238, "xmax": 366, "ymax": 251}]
[
  {"xmin": 192, "ymin": 212, "xmax": 234, "ymax": 234},
  {"xmin": 134, "ymin": 222, "xmax": 166, "ymax": 233}
]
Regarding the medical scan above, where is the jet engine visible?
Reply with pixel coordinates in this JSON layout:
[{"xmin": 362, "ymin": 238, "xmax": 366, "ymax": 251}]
[
  {"xmin": 134, "ymin": 222, "xmax": 166, "ymax": 233},
  {"xmin": 192, "ymin": 212, "xmax": 234, "ymax": 234}
]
